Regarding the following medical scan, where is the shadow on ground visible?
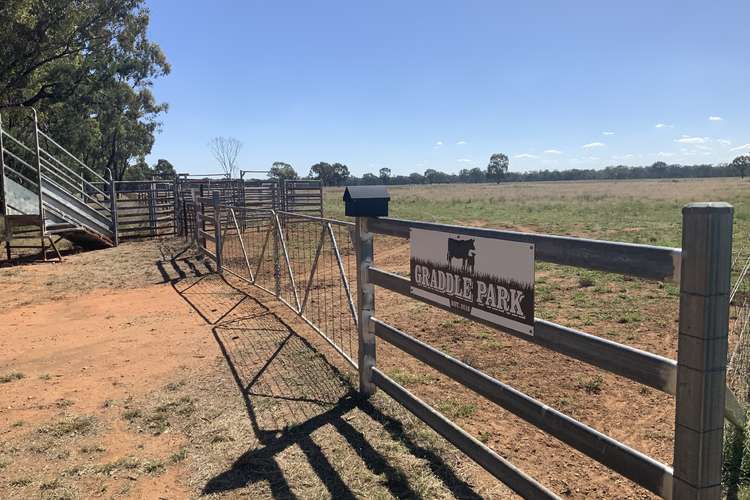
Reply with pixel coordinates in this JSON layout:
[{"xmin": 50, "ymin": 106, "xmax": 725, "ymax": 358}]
[{"xmin": 160, "ymin": 249, "xmax": 481, "ymax": 499}]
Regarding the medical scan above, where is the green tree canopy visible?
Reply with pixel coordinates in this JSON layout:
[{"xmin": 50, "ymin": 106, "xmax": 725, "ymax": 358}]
[
  {"xmin": 379, "ymin": 167, "xmax": 391, "ymax": 184},
  {"xmin": 121, "ymin": 158, "xmax": 175, "ymax": 180},
  {"xmin": 270, "ymin": 162, "xmax": 298, "ymax": 180},
  {"xmin": 487, "ymin": 153, "xmax": 509, "ymax": 183},
  {"xmin": 0, "ymin": 0, "xmax": 170, "ymax": 180},
  {"xmin": 308, "ymin": 162, "xmax": 350, "ymax": 186},
  {"xmin": 732, "ymin": 155, "xmax": 750, "ymax": 179}
]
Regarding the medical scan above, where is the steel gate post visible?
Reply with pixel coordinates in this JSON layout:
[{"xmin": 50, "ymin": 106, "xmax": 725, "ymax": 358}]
[
  {"xmin": 673, "ymin": 203, "xmax": 733, "ymax": 500},
  {"xmin": 31, "ymin": 109, "xmax": 46, "ymax": 259},
  {"xmin": 191, "ymin": 189, "xmax": 200, "ymax": 249},
  {"xmin": 213, "ymin": 190, "xmax": 222, "ymax": 273},
  {"xmin": 356, "ymin": 216, "xmax": 376, "ymax": 396},
  {"xmin": 272, "ymin": 183, "xmax": 281, "ymax": 296},
  {"xmin": 108, "ymin": 170, "xmax": 119, "ymax": 246}
]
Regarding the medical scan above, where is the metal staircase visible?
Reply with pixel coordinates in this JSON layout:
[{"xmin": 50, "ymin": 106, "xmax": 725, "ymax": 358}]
[{"xmin": 0, "ymin": 108, "xmax": 118, "ymax": 261}]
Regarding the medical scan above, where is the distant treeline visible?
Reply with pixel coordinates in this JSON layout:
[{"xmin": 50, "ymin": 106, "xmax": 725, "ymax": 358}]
[{"xmin": 343, "ymin": 162, "xmax": 741, "ymax": 186}]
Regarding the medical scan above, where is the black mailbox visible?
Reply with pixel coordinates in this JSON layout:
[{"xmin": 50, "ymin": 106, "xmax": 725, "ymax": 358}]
[{"xmin": 343, "ymin": 185, "xmax": 390, "ymax": 217}]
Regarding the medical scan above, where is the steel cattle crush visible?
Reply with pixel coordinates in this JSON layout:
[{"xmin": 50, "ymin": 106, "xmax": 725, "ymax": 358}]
[{"xmin": 185, "ymin": 192, "xmax": 739, "ymax": 500}]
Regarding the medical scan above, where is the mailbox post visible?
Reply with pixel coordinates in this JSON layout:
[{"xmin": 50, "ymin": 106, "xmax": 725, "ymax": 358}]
[{"xmin": 344, "ymin": 185, "xmax": 389, "ymax": 395}]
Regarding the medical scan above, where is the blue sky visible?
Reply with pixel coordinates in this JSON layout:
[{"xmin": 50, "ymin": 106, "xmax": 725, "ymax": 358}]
[{"xmin": 145, "ymin": 0, "xmax": 750, "ymax": 177}]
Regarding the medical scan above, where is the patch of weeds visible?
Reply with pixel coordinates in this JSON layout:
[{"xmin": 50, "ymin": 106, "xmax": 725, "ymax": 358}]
[
  {"xmin": 55, "ymin": 399, "xmax": 74, "ymax": 409},
  {"xmin": 39, "ymin": 373, "xmax": 51, "ymax": 381},
  {"xmin": 0, "ymin": 458, "xmax": 9, "ymax": 469},
  {"xmin": 387, "ymin": 368, "xmax": 432, "ymax": 386},
  {"xmin": 577, "ymin": 376, "xmax": 604, "ymax": 395},
  {"xmin": 578, "ymin": 276, "xmax": 595, "ymax": 288},
  {"xmin": 143, "ymin": 460, "xmax": 165, "ymax": 475},
  {"xmin": 102, "ymin": 399, "xmax": 115, "ymax": 408},
  {"xmin": 11, "ymin": 420, "xmax": 24, "ymax": 427},
  {"xmin": 0, "ymin": 372, "xmax": 24, "ymax": 383},
  {"xmin": 97, "ymin": 456, "xmax": 140, "ymax": 475},
  {"xmin": 209, "ymin": 434, "xmax": 233, "ymax": 444},
  {"xmin": 169, "ymin": 448, "xmax": 188, "ymax": 464},
  {"xmin": 639, "ymin": 386, "xmax": 650, "ymax": 396},
  {"xmin": 29, "ymin": 441, "xmax": 53, "ymax": 454},
  {"xmin": 477, "ymin": 431, "xmax": 491, "ymax": 444},
  {"xmin": 80, "ymin": 444, "xmax": 106, "ymax": 454},
  {"xmin": 436, "ymin": 399, "xmax": 478, "ymax": 420},
  {"xmin": 122, "ymin": 409, "xmax": 142, "ymax": 421},
  {"xmin": 9, "ymin": 477, "xmax": 32, "ymax": 486},
  {"xmin": 144, "ymin": 414, "xmax": 170, "ymax": 435},
  {"xmin": 618, "ymin": 311, "xmax": 642, "ymax": 324},
  {"xmin": 40, "ymin": 478, "xmax": 61, "ymax": 490},
  {"xmin": 142, "ymin": 396, "xmax": 195, "ymax": 435},
  {"xmin": 165, "ymin": 380, "xmax": 186, "ymax": 391},
  {"xmin": 38, "ymin": 416, "xmax": 96, "ymax": 438}
]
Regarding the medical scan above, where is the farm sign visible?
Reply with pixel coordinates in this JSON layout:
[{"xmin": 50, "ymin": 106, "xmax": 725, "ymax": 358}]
[{"xmin": 409, "ymin": 228, "xmax": 535, "ymax": 336}]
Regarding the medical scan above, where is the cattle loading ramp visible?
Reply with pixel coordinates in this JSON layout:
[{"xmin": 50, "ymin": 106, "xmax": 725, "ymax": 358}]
[{"xmin": 0, "ymin": 108, "xmax": 117, "ymax": 260}]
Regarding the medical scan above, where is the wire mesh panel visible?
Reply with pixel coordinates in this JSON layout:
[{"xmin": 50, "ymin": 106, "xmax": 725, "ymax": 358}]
[
  {"xmin": 728, "ymin": 239, "xmax": 750, "ymax": 404},
  {"xmin": 220, "ymin": 207, "xmax": 359, "ymax": 368}
]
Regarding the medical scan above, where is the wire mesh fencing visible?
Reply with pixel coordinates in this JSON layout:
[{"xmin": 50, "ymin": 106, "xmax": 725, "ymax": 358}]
[
  {"xmin": 728, "ymin": 238, "xmax": 750, "ymax": 405},
  {"xmin": 219, "ymin": 206, "xmax": 359, "ymax": 368}
]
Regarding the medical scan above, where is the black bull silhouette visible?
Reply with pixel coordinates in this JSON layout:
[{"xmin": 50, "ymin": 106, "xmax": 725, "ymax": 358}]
[{"xmin": 447, "ymin": 238, "xmax": 476, "ymax": 271}]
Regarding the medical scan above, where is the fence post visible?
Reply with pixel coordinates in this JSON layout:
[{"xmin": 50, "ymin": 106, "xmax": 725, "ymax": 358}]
[
  {"xmin": 355, "ymin": 216, "xmax": 376, "ymax": 396},
  {"xmin": 32, "ymin": 109, "xmax": 46, "ymax": 259},
  {"xmin": 108, "ymin": 171, "xmax": 119, "ymax": 246},
  {"xmin": 191, "ymin": 188, "xmax": 200, "ymax": 250},
  {"xmin": 213, "ymin": 190, "xmax": 222, "ymax": 273},
  {"xmin": 272, "ymin": 183, "xmax": 281, "ymax": 296},
  {"xmin": 673, "ymin": 202, "xmax": 733, "ymax": 499}
]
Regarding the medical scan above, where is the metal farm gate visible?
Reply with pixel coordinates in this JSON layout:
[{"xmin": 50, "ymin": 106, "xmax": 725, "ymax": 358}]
[{"xmin": 184, "ymin": 193, "xmax": 743, "ymax": 500}]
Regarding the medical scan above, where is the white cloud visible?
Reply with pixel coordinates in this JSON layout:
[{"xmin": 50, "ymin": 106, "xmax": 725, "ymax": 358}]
[
  {"xmin": 514, "ymin": 153, "xmax": 539, "ymax": 159},
  {"xmin": 602, "ymin": 131, "xmax": 615, "ymax": 136},
  {"xmin": 730, "ymin": 144, "xmax": 750, "ymax": 152},
  {"xmin": 584, "ymin": 156, "xmax": 601, "ymax": 161},
  {"xmin": 613, "ymin": 154, "xmax": 635, "ymax": 160},
  {"xmin": 582, "ymin": 142, "xmax": 606, "ymax": 149},
  {"xmin": 675, "ymin": 136, "xmax": 707, "ymax": 144},
  {"xmin": 655, "ymin": 123, "xmax": 674, "ymax": 128},
  {"xmin": 543, "ymin": 149, "xmax": 562, "ymax": 155},
  {"xmin": 717, "ymin": 139, "xmax": 732, "ymax": 146},
  {"xmin": 434, "ymin": 141, "xmax": 443, "ymax": 147},
  {"xmin": 709, "ymin": 116, "xmax": 723, "ymax": 121},
  {"xmin": 456, "ymin": 158, "xmax": 472, "ymax": 163},
  {"xmin": 658, "ymin": 152, "xmax": 675, "ymax": 157},
  {"xmin": 456, "ymin": 140, "xmax": 467, "ymax": 145}
]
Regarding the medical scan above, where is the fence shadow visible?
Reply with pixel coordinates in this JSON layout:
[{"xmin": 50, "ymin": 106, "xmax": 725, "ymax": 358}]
[{"xmin": 164, "ymin": 255, "xmax": 481, "ymax": 500}]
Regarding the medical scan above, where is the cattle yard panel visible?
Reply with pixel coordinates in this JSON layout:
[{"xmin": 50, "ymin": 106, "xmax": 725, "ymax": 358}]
[
  {"xmin": 100, "ymin": 177, "xmax": 322, "ymax": 242},
  {"xmin": 113, "ymin": 180, "xmax": 176, "ymax": 239},
  {"xmin": 184, "ymin": 189, "xmax": 738, "ymax": 499}
]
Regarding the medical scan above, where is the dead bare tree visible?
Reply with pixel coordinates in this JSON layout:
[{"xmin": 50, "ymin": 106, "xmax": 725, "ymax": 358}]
[{"xmin": 209, "ymin": 137, "xmax": 242, "ymax": 178}]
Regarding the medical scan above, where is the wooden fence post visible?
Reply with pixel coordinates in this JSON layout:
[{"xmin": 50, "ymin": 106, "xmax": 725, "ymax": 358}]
[
  {"xmin": 673, "ymin": 202, "xmax": 733, "ymax": 499},
  {"xmin": 356, "ymin": 216, "xmax": 376, "ymax": 396},
  {"xmin": 213, "ymin": 190, "xmax": 222, "ymax": 273}
]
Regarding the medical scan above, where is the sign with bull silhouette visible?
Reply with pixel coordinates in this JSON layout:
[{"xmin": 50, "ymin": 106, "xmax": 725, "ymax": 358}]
[{"xmin": 410, "ymin": 228, "xmax": 535, "ymax": 335}]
